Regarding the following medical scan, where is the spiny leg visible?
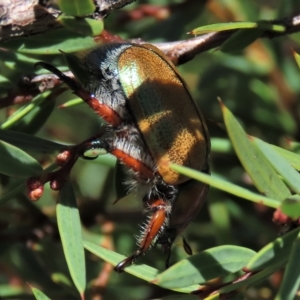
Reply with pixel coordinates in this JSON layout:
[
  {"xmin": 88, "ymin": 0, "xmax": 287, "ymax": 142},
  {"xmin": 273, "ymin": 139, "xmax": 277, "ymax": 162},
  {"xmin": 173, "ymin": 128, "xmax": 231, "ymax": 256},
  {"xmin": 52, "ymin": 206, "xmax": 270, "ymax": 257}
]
[{"xmin": 114, "ymin": 198, "xmax": 170, "ymax": 272}]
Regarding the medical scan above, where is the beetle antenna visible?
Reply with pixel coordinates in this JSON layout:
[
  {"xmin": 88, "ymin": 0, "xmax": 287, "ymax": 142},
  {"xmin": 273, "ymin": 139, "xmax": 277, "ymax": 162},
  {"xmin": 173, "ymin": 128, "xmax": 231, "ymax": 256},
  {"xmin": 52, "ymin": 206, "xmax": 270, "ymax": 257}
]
[{"xmin": 35, "ymin": 62, "xmax": 80, "ymax": 91}]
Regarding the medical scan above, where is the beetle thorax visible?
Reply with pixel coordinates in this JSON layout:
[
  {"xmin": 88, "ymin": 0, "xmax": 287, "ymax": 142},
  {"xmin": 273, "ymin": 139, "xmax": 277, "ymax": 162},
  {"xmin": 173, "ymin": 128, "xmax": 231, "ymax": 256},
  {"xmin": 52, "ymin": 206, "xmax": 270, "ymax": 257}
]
[{"xmin": 82, "ymin": 43, "xmax": 132, "ymax": 122}]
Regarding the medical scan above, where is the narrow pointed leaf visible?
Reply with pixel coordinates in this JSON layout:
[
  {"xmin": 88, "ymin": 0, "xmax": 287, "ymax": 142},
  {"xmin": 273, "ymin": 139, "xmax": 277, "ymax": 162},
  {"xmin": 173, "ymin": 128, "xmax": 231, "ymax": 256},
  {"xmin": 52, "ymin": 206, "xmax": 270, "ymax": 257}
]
[
  {"xmin": 84, "ymin": 241, "xmax": 157, "ymax": 280},
  {"xmin": 170, "ymin": 164, "xmax": 279, "ymax": 208},
  {"xmin": 275, "ymin": 232, "xmax": 300, "ymax": 300},
  {"xmin": 31, "ymin": 287, "xmax": 51, "ymax": 300},
  {"xmin": 269, "ymin": 142, "xmax": 300, "ymax": 171},
  {"xmin": 59, "ymin": 98, "xmax": 83, "ymax": 108},
  {"xmin": 190, "ymin": 21, "xmax": 285, "ymax": 35},
  {"xmin": 83, "ymin": 241, "xmax": 199, "ymax": 293},
  {"xmin": 0, "ymin": 140, "xmax": 42, "ymax": 177},
  {"xmin": 292, "ymin": 49, "xmax": 300, "ymax": 69},
  {"xmin": 155, "ymin": 246, "xmax": 256, "ymax": 289},
  {"xmin": 1, "ymin": 91, "xmax": 52, "ymax": 130},
  {"xmin": 51, "ymin": 272, "xmax": 72, "ymax": 287},
  {"xmin": 0, "ymin": 129, "xmax": 66, "ymax": 153},
  {"xmin": 246, "ymin": 227, "xmax": 300, "ymax": 271},
  {"xmin": 253, "ymin": 137, "xmax": 300, "ymax": 194},
  {"xmin": 222, "ymin": 102, "xmax": 291, "ymax": 201},
  {"xmin": 8, "ymin": 98, "xmax": 57, "ymax": 135},
  {"xmin": 220, "ymin": 262, "xmax": 284, "ymax": 294},
  {"xmin": 191, "ymin": 22, "xmax": 259, "ymax": 34},
  {"xmin": 211, "ymin": 138, "xmax": 232, "ymax": 153},
  {"xmin": 57, "ymin": 183, "xmax": 86, "ymax": 296},
  {"xmin": 3, "ymin": 29, "xmax": 98, "ymax": 54}
]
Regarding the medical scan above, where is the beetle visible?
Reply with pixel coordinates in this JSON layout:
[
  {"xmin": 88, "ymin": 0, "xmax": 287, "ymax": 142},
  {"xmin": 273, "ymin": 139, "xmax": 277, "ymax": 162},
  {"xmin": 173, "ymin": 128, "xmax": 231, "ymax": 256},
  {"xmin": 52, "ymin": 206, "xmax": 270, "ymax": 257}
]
[{"xmin": 36, "ymin": 42, "xmax": 210, "ymax": 272}]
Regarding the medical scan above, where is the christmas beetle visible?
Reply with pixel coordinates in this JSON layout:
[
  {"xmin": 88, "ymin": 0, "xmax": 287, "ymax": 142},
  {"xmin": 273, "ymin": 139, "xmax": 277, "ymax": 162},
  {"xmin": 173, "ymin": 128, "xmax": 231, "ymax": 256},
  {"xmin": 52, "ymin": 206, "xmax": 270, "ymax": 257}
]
[{"xmin": 36, "ymin": 42, "xmax": 210, "ymax": 272}]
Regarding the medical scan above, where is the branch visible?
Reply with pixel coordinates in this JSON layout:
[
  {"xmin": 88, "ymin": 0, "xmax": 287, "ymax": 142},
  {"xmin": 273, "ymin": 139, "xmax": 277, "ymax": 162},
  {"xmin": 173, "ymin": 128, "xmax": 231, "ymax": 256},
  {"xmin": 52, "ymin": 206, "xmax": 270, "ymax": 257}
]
[
  {"xmin": 153, "ymin": 15, "xmax": 300, "ymax": 65},
  {"xmin": 0, "ymin": 0, "xmax": 136, "ymax": 42},
  {"xmin": 1, "ymin": 0, "xmax": 300, "ymax": 66}
]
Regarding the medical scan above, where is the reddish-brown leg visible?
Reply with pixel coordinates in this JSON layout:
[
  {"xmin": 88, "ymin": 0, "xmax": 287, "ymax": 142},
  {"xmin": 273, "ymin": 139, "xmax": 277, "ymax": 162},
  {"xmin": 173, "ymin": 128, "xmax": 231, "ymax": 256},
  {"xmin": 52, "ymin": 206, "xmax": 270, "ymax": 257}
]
[{"xmin": 114, "ymin": 198, "xmax": 169, "ymax": 272}]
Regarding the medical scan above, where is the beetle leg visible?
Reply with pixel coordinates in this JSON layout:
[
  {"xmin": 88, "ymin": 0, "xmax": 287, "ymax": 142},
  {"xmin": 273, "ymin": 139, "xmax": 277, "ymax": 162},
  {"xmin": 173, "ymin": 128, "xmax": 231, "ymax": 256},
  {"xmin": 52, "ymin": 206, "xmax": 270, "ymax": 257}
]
[
  {"xmin": 35, "ymin": 62, "xmax": 122, "ymax": 127},
  {"xmin": 140, "ymin": 198, "xmax": 169, "ymax": 251},
  {"xmin": 114, "ymin": 198, "xmax": 170, "ymax": 272},
  {"xmin": 110, "ymin": 147, "xmax": 154, "ymax": 180}
]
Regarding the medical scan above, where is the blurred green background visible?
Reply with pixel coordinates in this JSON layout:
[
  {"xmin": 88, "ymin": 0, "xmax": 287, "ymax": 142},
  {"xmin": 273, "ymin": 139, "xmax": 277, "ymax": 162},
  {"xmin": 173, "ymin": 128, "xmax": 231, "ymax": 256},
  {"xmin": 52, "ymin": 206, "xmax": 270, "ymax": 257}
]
[{"xmin": 1, "ymin": 0, "xmax": 300, "ymax": 299}]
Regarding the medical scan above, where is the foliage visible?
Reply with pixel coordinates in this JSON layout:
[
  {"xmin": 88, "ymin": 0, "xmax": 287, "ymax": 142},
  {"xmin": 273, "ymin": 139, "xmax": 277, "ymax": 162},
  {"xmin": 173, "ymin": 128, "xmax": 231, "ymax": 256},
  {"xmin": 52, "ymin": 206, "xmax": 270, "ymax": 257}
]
[{"xmin": 0, "ymin": 0, "xmax": 300, "ymax": 299}]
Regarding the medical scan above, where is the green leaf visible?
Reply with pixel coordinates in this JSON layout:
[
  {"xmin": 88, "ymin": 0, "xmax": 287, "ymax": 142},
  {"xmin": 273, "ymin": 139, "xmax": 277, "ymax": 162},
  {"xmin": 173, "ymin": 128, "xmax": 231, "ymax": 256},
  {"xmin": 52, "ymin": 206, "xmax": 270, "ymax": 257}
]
[
  {"xmin": 81, "ymin": 228, "xmax": 104, "ymax": 245},
  {"xmin": 3, "ymin": 29, "xmax": 98, "ymax": 54},
  {"xmin": 59, "ymin": 98, "xmax": 84, "ymax": 108},
  {"xmin": 212, "ymin": 138, "xmax": 300, "ymax": 168},
  {"xmin": 8, "ymin": 98, "xmax": 57, "ymax": 135},
  {"xmin": 0, "ymin": 129, "xmax": 66, "ymax": 153},
  {"xmin": 31, "ymin": 287, "xmax": 51, "ymax": 300},
  {"xmin": 57, "ymin": 183, "xmax": 86, "ymax": 297},
  {"xmin": 51, "ymin": 272, "xmax": 72, "ymax": 287},
  {"xmin": 221, "ymin": 102, "xmax": 291, "ymax": 201},
  {"xmin": 221, "ymin": 28, "xmax": 264, "ymax": 53},
  {"xmin": 155, "ymin": 246, "xmax": 256, "ymax": 288},
  {"xmin": 83, "ymin": 241, "xmax": 199, "ymax": 293},
  {"xmin": 211, "ymin": 138, "xmax": 232, "ymax": 153},
  {"xmin": 0, "ymin": 140, "xmax": 42, "ymax": 177},
  {"xmin": 191, "ymin": 22, "xmax": 259, "ymax": 34},
  {"xmin": 275, "ymin": 231, "xmax": 300, "ymax": 300},
  {"xmin": 220, "ymin": 262, "xmax": 284, "ymax": 294},
  {"xmin": 270, "ymin": 142, "xmax": 300, "ymax": 171},
  {"xmin": 0, "ymin": 284, "xmax": 24, "ymax": 298},
  {"xmin": 0, "ymin": 74, "xmax": 11, "ymax": 88},
  {"xmin": 1, "ymin": 91, "xmax": 52, "ymax": 130},
  {"xmin": 170, "ymin": 164, "xmax": 280, "ymax": 208},
  {"xmin": 292, "ymin": 49, "xmax": 300, "ymax": 69},
  {"xmin": 246, "ymin": 227, "xmax": 300, "ymax": 271},
  {"xmin": 58, "ymin": 0, "xmax": 95, "ymax": 16},
  {"xmin": 253, "ymin": 137, "xmax": 300, "ymax": 194},
  {"xmin": 281, "ymin": 195, "xmax": 300, "ymax": 219},
  {"xmin": 58, "ymin": 16, "xmax": 103, "ymax": 36},
  {"xmin": 84, "ymin": 241, "xmax": 157, "ymax": 279},
  {"xmin": 190, "ymin": 21, "xmax": 285, "ymax": 35}
]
